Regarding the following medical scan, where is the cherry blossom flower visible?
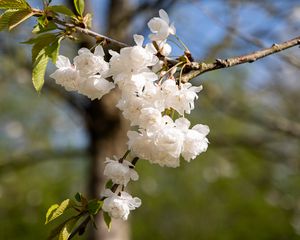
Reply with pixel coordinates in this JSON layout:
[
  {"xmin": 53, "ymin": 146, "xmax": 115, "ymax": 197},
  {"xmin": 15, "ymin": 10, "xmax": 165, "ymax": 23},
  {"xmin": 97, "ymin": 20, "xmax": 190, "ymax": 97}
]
[
  {"xmin": 104, "ymin": 157, "xmax": 139, "ymax": 186},
  {"xmin": 148, "ymin": 9, "xmax": 176, "ymax": 41},
  {"xmin": 102, "ymin": 189, "xmax": 141, "ymax": 220},
  {"xmin": 50, "ymin": 55, "xmax": 80, "ymax": 91},
  {"xmin": 74, "ymin": 45, "xmax": 109, "ymax": 76}
]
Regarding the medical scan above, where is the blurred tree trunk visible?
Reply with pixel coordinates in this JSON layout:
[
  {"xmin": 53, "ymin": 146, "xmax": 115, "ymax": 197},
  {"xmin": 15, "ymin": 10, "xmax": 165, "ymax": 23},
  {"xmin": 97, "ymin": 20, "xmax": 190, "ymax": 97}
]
[
  {"xmin": 66, "ymin": 0, "xmax": 131, "ymax": 239},
  {"xmin": 85, "ymin": 1, "xmax": 132, "ymax": 240}
]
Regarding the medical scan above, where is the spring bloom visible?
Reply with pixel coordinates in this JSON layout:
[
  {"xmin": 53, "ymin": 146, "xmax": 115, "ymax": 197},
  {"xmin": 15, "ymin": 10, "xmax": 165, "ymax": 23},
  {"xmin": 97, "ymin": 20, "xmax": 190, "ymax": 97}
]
[
  {"xmin": 102, "ymin": 189, "xmax": 142, "ymax": 220},
  {"xmin": 104, "ymin": 157, "xmax": 139, "ymax": 186},
  {"xmin": 148, "ymin": 9, "xmax": 176, "ymax": 41},
  {"xmin": 50, "ymin": 55, "xmax": 80, "ymax": 91}
]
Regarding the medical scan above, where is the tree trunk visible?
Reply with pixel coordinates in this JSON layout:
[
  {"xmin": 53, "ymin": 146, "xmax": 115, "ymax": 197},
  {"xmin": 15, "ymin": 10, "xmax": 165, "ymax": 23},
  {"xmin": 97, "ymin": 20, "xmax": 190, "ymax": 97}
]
[
  {"xmin": 85, "ymin": 1, "xmax": 132, "ymax": 239},
  {"xmin": 86, "ymin": 91, "xmax": 130, "ymax": 240}
]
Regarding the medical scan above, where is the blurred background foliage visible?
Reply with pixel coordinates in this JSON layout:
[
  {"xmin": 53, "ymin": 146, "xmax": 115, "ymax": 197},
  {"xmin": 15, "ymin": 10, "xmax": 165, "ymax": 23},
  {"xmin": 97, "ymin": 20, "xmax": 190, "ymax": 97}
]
[{"xmin": 1, "ymin": 0, "xmax": 300, "ymax": 239}]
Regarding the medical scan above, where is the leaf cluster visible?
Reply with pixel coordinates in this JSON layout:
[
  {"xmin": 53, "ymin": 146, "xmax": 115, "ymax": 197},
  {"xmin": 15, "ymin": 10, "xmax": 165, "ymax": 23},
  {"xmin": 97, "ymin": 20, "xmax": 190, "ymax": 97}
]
[{"xmin": 45, "ymin": 193, "xmax": 105, "ymax": 240}]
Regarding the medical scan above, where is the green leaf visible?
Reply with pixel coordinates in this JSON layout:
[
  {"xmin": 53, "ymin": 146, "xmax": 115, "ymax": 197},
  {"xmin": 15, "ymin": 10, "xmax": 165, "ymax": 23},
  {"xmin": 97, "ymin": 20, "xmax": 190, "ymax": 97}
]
[
  {"xmin": 105, "ymin": 179, "xmax": 113, "ymax": 189},
  {"xmin": 45, "ymin": 199, "xmax": 75, "ymax": 224},
  {"xmin": 74, "ymin": 192, "xmax": 83, "ymax": 202},
  {"xmin": 74, "ymin": 192, "xmax": 88, "ymax": 206},
  {"xmin": 45, "ymin": 204, "xmax": 59, "ymax": 224},
  {"xmin": 73, "ymin": 0, "xmax": 84, "ymax": 16},
  {"xmin": 37, "ymin": 15, "xmax": 48, "ymax": 27},
  {"xmin": 32, "ymin": 21, "xmax": 57, "ymax": 34},
  {"xmin": 32, "ymin": 51, "xmax": 49, "ymax": 92},
  {"xmin": 0, "ymin": 9, "xmax": 19, "ymax": 31},
  {"xmin": 8, "ymin": 8, "xmax": 33, "ymax": 30},
  {"xmin": 87, "ymin": 200, "xmax": 103, "ymax": 215},
  {"xmin": 47, "ymin": 36, "xmax": 63, "ymax": 63},
  {"xmin": 58, "ymin": 217, "xmax": 78, "ymax": 240},
  {"xmin": 47, "ymin": 5, "xmax": 75, "ymax": 17},
  {"xmin": 27, "ymin": 34, "xmax": 64, "ymax": 92},
  {"xmin": 0, "ymin": 0, "xmax": 30, "ymax": 9},
  {"xmin": 22, "ymin": 33, "xmax": 56, "ymax": 61},
  {"xmin": 47, "ymin": 216, "xmax": 78, "ymax": 240},
  {"xmin": 103, "ymin": 212, "xmax": 112, "ymax": 231}
]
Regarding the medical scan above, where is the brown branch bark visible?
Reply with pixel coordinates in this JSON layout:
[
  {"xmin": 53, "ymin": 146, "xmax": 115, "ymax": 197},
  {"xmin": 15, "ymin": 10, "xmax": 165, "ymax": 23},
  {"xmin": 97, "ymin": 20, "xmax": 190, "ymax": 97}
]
[{"xmin": 181, "ymin": 36, "xmax": 300, "ymax": 82}]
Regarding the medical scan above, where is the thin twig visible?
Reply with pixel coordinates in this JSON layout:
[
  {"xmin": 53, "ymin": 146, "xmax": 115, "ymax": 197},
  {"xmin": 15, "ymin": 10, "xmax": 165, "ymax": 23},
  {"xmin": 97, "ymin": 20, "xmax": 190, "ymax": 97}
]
[{"xmin": 53, "ymin": 18, "xmax": 129, "ymax": 48}]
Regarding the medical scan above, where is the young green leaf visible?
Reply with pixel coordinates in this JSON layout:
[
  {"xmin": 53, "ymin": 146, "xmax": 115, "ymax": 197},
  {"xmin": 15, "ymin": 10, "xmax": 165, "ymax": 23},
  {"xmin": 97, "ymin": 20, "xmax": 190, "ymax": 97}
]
[
  {"xmin": 58, "ymin": 217, "xmax": 79, "ymax": 240},
  {"xmin": 8, "ymin": 8, "xmax": 33, "ymax": 31},
  {"xmin": 73, "ymin": 0, "xmax": 84, "ymax": 16},
  {"xmin": 45, "ymin": 204, "xmax": 60, "ymax": 224},
  {"xmin": 47, "ymin": 36, "xmax": 63, "ymax": 63},
  {"xmin": 0, "ymin": 0, "xmax": 30, "ymax": 9},
  {"xmin": 0, "ymin": 9, "xmax": 19, "ymax": 31},
  {"xmin": 45, "ymin": 199, "xmax": 75, "ymax": 224},
  {"xmin": 47, "ymin": 216, "xmax": 78, "ymax": 240},
  {"xmin": 32, "ymin": 21, "xmax": 57, "ymax": 34},
  {"xmin": 47, "ymin": 5, "xmax": 75, "ymax": 17},
  {"xmin": 74, "ymin": 192, "xmax": 88, "ymax": 206},
  {"xmin": 74, "ymin": 192, "xmax": 83, "ymax": 202},
  {"xmin": 105, "ymin": 179, "xmax": 113, "ymax": 189},
  {"xmin": 32, "ymin": 51, "xmax": 49, "ymax": 92},
  {"xmin": 103, "ymin": 212, "xmax": 112, "ymax": 231},
  {"xmin": 22, "ymin": 33, "xmax": 57, "ymax": 61},
  {"xmin": 87, "ymin": 200, "xmax": 103, "ymax": 215}
]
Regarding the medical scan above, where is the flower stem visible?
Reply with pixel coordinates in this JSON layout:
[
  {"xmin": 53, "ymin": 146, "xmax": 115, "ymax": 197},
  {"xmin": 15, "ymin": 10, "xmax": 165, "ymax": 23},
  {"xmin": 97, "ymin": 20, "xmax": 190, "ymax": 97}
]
[{"xmin": 119, "ymin": 150, "xmax": 131, "ymax": 162}]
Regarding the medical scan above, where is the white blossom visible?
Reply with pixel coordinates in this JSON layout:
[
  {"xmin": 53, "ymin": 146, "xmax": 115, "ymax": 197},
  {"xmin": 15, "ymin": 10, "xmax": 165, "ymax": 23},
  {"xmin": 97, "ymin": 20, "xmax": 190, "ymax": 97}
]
[
  {"xmin": 102, "ymin": 189, "xmax": 141, "ymax": 220},
  {"xmin": 175, "ymin": 118, "xmax": 210, "ymax": 162},
  {"xmin": 161, "ymin": 79, "xmax": 203, "ymax": 115},
  {"xmin": 104, "ymin": 157, "xmax": 138, "ymax": 186},
  {"xmin": 74, "ymin": 45, "xmax": 109, "ymax": 76},
  {"xmin": 50, "ymin": 55, "xmax": 80, "ymax": 91},
  {"xmin": 128, "ymin": 116, "xmax": 184, "ymax": 168},
  {"xmin": 138, "ymin": 107, "xmax": 162, "ymax": 130},
  {"xmin": 148, "ymin": 9, "xmax": 176, "ymax": 41},
  {"xmin": 109, "ymin": 35, "xmax": 158, "ymax": 78},
  {"xmin": 77, "ymin": 75, "xmax": 115, "ymax": 100}
]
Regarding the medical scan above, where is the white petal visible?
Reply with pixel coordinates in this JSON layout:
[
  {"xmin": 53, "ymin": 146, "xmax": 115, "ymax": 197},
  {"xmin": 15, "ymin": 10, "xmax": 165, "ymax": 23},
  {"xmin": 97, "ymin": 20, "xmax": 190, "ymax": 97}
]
[
  {"xmin": 56, "ymin": 55, "xmax": 71, "ymax": 68},
  {"xmin": 78, "ymin": 47, "xmax": 90, "ymax": 55},
  {"xmin": 159, "ymin": 9, "xmax": 169, "ymax": 23},
  {"xmin": 192, "ymin": 124, "xmax": 210, "ymax": 136},
  {"xmin": 109, "ymin": 49, "xmax": 119, "ymax": 57},
  {"xmin": 133, "ymin": 34, "xmax": 144, "ymax": 46},
  {"xmin": 102, "ymin": 188, "xmax": 114, "ymax": 197},
  {"xmin": 130, "ymin": 170, "xmax": 139, "ymax": 181},
  {"xmin": 94, "ymin": 45, "xmax": 105, "ymax": 57},
  {"xmin": 169, "ymin": 23, "xmax": 176, "ymax": 35}
]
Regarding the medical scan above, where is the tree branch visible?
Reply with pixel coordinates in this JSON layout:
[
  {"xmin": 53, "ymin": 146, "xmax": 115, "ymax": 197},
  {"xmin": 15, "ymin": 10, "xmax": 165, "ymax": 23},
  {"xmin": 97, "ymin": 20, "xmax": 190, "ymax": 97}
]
[
  {"xmin": 0, "ymin": 148, "xmax": 86, "ymax": 174},
  {"xmin": 181, "ymin": 36, "xmax": 300, "ymax": 82},
  {"xmin": 34, "ymin": 8, "xmax": 300, "ymax": 83},
  {"xmin": 53, "ymin": 18, "xmax": 129, "ymax": 48}
]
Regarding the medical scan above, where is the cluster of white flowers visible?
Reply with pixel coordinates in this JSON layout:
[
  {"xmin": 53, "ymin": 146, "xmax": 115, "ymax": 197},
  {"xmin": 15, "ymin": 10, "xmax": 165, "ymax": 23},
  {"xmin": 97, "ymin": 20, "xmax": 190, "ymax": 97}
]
[
  {"xmin": 50, "ymin": 45, "xmax": 114, "ymax": 100},
  {"xmin": 50, "ymin": 9, "xmax": 209, "ymax": 221}
]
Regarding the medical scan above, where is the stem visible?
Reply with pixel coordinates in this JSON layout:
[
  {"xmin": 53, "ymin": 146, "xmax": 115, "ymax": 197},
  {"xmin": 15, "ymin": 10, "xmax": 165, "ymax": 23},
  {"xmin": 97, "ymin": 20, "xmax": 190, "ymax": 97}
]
[
  {"xmin": 52, "ymin": 18, "xmax": 128, "ymax": 48},
  {"xmin": 131, "ymin": 157, "xmax": 139, "ymax": 166},
  {"xmin": 158, "ymin": 61, "xmax": 184, "ymax": 84},
  {"xmin": 119, "ymin": 150, "xmax": 131, "ymax": 162},
  {"xmin": 174, "ymin": 34, "xmax": 190, "ymax": 52}
]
